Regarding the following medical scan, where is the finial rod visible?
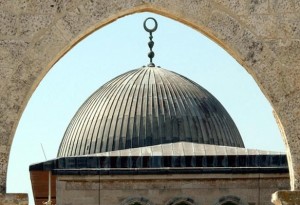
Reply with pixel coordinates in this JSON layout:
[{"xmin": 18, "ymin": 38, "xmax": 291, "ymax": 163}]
[{"xmin": 144, "ymin": 17, "xmax": 158, "ymax": 67}]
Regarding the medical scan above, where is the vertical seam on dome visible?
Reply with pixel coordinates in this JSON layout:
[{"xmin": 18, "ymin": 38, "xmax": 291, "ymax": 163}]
[
  {"xmin": 201, "ymin": 96, "xmax": 224, "ymax": 146},
  {"xmin": 76, "ymin": 79, "xmax": 124, "ymax": 155},
  {"xmin": 87, "ymin": 71, "xmax": 135, "ymax": 154},
  {"xmin": 147, "ymin": 68, "xmax": 157, "ymax": 147},
  {"xmin": 180, "ymin": 87, "xmax": 204, "ymax": 143},
  {"xmin": 61, "ymin": 99, "xmax": 92, "ymax": 156},
  {"xmin": 81, "ymin": 73, "xmax": 134, "ymax": 155},
  {"xmin": 100, "ymin": 71, "xmax": 138, "ymax": 152},
  {"xmin": 69, "ymin": 93, "xmax": 99, "ymax": 156},
  {"xmin": 134, "ymin": 69, "xmax": 149, "ymax": 149},
  {"xmin": 151, "ymin": 69, "xmax": 160, "ymax": 146},
  {"xmin": 153, "ymin": 69, "xmax": 165, "ymax": 145},
  {"xmin": 178, "ymin": 87, "xmax": 204, "ymax": 144},
  {"xmin": 184, "ymin": 85, "xmax": 211, "ymax": 144},
  {"xmin": 58, "ymin": 113, "xmax": 77, "ymax": 157},
  {"xmin": 204, "ymin": 91, "xmax": 227, "ymax": 146},
  {"xmin": 99, "ymin": 69, "xmax": 144, "ymax": 152},
  {"xmin": 210, "ymin": 97, "xmax": 234, "ymax": 147},
  {"xmin": 79, "ymin": 76, "xmax": 123, "ymax": 155},
  {"xmin": 155, "ymin": 69, "xmax": 171, "ymax": 143},
  {"xmin": 84, "ymin": 72, "xmax": 131, "ymax": 154},
  {"xmin": 163, "ymin": 70, "xmax": 186, "ymax": 142},
  {"xmin": 58, "ymin": 69, "xmax": 138, "ymax": 157},
  {"xmin": 123, "ymin": 69, "xmax": 146, "ymax": 150},
  {"xmin": 135, "ymin": 69, "xmax": 149, "ymax": 148},
  {"xmin": 107, "ymin": 83, "xmax": 135, "ymax": 151},
  {"xmin": 142, "ymin": 68, "xmax": 151, "ymax": 146},
  {"xmin": 170, "ymin": 73, "xmax": 198, "ymax": 143},
  {"xmin": 130, "ymin": 69, "xmax": 148, "ymax": 148},
  {"xmin": 81, "ymin": 85, "xmax": 114, "ymax": 155},
  {"xmin": 77, "ymin": 92, "xmax": 101, "ymax": 155},
  {"xmin": 93, "ymin": 73, "xmax": 130, "ymax": 153},
  {"xmin": 92, "ymin": 69, "xmax": 140, "ymax": 153},
  {"xmin": 206, "ymin": 91, "xmax": 243, "ymax": 147},
  {"xmin": 90, "ymin": 74, "xmax": 129, "ymax": 153}
]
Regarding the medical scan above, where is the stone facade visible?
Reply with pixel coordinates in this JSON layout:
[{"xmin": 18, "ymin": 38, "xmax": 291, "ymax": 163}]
[
  {"xmin": 272, "ymin": 190, "xmax": 300, "ymax": 205},
  {"xmin": 30, "ymin": 144, "xmax": 290, "ymax": 205},
  {"xmin": 0, "ymin": 193, "xmax": 28, "ymax": 205},
  {"xmin": 55, "ymin": 173, "xmax": 289, "ymax": 205},
  {"xmin": 1, "ymin": 0, "xmax": 300, "ymax": 204}
]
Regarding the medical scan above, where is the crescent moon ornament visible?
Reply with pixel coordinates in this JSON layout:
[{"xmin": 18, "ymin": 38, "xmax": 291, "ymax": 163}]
[
  {"xmin": 144, "ymin": 17, "xmax": 158, "ymax": 67},
  {"xmin": 144, "ymin": 17, "xmax": 158, "ymax": 33}
]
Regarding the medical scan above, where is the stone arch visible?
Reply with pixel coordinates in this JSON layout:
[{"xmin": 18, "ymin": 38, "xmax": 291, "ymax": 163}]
[
  {"xmin": 166, "ymin": 197, "xmax": 195, "ymax": 205},
  {"xmin": 0, "ymin": 0, "xmax": 299, "ymax": 199},
  {"xmin": 121, "ymin": 197, "xmax": 153, "ymax": 205},
  {"xmin": 214, "ymin": 195, "xmax": 247, "ymax": 205}
]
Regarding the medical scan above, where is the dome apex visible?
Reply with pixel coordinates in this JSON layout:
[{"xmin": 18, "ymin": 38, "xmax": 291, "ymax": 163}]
[{"xmin": 58, "ymin": 66, "xmax": 244, "ymax": 157}]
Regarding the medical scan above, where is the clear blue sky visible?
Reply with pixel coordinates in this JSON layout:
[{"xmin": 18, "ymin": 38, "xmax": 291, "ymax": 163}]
[{"xmin": 7, "ymin": 12, "xmax": 285, "ymax": 204}]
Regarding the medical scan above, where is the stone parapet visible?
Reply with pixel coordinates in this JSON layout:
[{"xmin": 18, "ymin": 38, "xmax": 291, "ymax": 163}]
[
  {"xmin": 0, "ymin": 193, "xmax": 28, "ymax": 205},
  {"xmin": 272, "ymin": 190, "xmax": 300, "ymax": 205}
]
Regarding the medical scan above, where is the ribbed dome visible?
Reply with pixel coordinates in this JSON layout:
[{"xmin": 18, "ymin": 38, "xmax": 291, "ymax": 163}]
[{"xmin": 58, "ymin": 66, "xmax": 244, "ymax": 157}]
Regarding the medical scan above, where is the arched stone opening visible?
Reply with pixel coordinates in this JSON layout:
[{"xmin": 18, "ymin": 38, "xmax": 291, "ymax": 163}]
[
  {"xmin": 166, "ymin": 197, "xmax": 195, "ymax": 205},
  {"xmin": 121, "ymin": 197, "xmax": 153, "ymax": 205},
  {"xmin": 1, "ymin": 1, "xmax": 299, "ymax": 204},
  {"xmin": 214, "ymin": 195, "xmax": 247, "ymax": 205}
]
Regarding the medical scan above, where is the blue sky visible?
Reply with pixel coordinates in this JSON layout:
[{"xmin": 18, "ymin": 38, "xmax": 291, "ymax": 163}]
[{"xmin": 7, "ymin": 12, "xmax": 285, "ymax": 204}]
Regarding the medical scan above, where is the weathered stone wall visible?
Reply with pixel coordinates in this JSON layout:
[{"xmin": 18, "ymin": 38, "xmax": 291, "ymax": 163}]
[
  {"xmin": 0, "ymin": 193, "xmax": 28, "ymax": 205},
  {"xmin": 0, "ymin": 0, "xmax": 299, "ymax": 201},
  {"xmin": 56, "ymin": 173, "xmax": 289, "ymax": 205},
  {"xmin": 272, "ymin": 190, "xmax": 300, "ymax": 205}
]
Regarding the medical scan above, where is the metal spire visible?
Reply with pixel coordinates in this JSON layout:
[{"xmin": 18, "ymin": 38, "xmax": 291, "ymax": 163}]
[{"xmin": 144, "ymin": 17, "xmax": 158, "ymax": 67}]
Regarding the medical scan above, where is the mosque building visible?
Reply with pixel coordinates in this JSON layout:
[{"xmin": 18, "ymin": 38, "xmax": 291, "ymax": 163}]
[{"xmin": 29, "ymin": 18, "xmax": 289, "ymax": 205}]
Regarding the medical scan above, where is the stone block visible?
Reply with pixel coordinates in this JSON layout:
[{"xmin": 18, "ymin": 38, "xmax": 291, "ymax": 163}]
[
  {"xmin": 66, "ymin": 181, "xmax": 100, "ymax": 190},
  {"xmin": 10, "ymin": 57, "xmax": 41, "ymax": 87},
  {"xmin": 208, "ymin": 11, "xmax": 243, "ymax": 41},
  {"xmin": 153, "ymin": 0, "xmax": 212, "ymax": 26},
  {"xmin": 0, "ymin": 40, "xmax": 29, "ymax": 68},
  {"xmin": 277, "ymin": 89, "xmax": 300, "ymax": 122},
  {"xmin": 272, "ymin": 190, "xmax": 300, "ymax": 205},
  {"xmin": 260, "ymin": 177, "xmax": 290, "ymax": 189},
  {"xmin": 63, "ymin": 0, "xmax": 85, "ymax": 12},
  {"xmin": 0, "ymin": 193, "xmax": 28, "ymax": 205},
  {"xmin": 0, "ymin": 1, "xmax": 20, "ymax": 13},
  {"xmin": 251, "ymin": 58, "xmax": 285, "ymax": 105},
  {"xmin": 249, "ymin": 0, "xmax": 269, "ymax": 14},
  {"xmin": 56, "ymin": 8, "xmax": 91, "ymax": 41},
  {"xmin": 18, "ymin": 0, "xmax": 65, "ymax": 14},
  {"xmin": 214, "ymin": 0, "xmax": 248, "ymax": 15},
  {"xmin": 29, "ymin": 25, "xmax": 68, "ymax": 66},
  {"xmin": 57, "ymin": 180, "xmax": 100, "ymax": 205},
  {"xmin": 0, "ymin": 67, "xmax": 14, "ymax": 93},
  {"xmin": 83, "ymin": 0, "xmax": 125, "ymax": 24},
  {"xmin": 277, "ymin": 14, "xmax": 300, "ymax": 39},
  {"xmin": 0, "ymin": 145, "xmax": 6, "ymax": 153},
  {"xmin": 296, "ymin": 0, "xmax": 300, "ymax": 12},
  {"xmin": 280, "ymin": 65, "xmax": 300, "ymax": 96},
  {"xmin": 19, "ymin": 14, "xmax": 54, "ymax": 39},
  {"xmin": 0, "ymin": 10, "xmax": 17, "ymax": 36},
  {"xmin": 83, "ymin": 0, "xmax": 144, "ymax": 25},
  {"xmin": 269, "ymin": 40, "xmax": 300, "ymax": 68},
  {"xmin": 269, "ymin": 0, "xmax": 295, "ymax": 13},
  {"xmin": 241, "ymin": 15, "xmax": 277, "ymax": 38}
]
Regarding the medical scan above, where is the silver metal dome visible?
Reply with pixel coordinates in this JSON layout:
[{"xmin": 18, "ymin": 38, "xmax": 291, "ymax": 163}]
[{"xmin": 58, "ymin": 66, "xmax": 244, "ymax": 157}]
